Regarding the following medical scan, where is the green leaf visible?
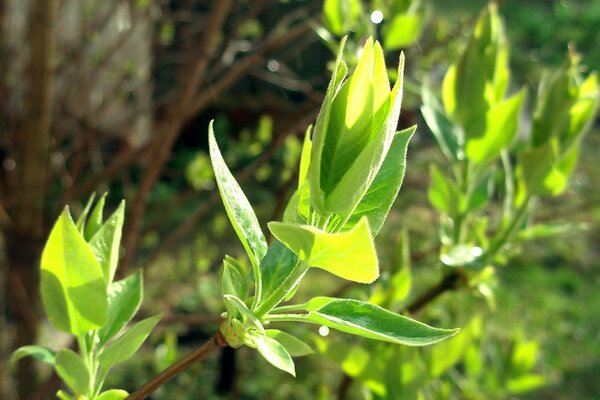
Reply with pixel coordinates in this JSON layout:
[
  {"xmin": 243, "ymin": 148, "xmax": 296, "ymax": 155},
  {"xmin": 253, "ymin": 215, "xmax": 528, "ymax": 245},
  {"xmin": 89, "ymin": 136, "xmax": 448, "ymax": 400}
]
[
  {"xmin": 41, "ymin": 208, "xmax": 107, "ymax": 335},
  {"xmin": 222, "ymin": 257, "xmax": 248, "ymax": 300},
  {"xmin": 465, "ymin": 89, "xmax": 525, "ymax": 164},
  {"xmin": 84, "ymin": 192, "xmax": 107, "ymax": 241},
  {"xmin": 323, "ymin": 0, "xmax": 360, "ymax": 36},
  {"xmin": 421, "ymin": 86, "xmax": 463, "ymax": 161},
  {"xmin": 99, "ymin": 314, "xmax": 161, "ymax": 372},
  {"xmin": 89, "ymin": 201, "xmax": 125, "ymax": 283},
  {"xmin": 251, "ymin": 332, "xmax": 296, "ymax": 376},
  {"xmin": 265, "ymin": 329, "xmax": 313, "ymax": 357},
  {"xmin": 259, "ymin": 241, "xmax": 299, "ymax": 305},
  {"xmin": 222, "ymin": 294, "xmax": 264, "ymax": 334},
  {"xmin": 428, "ymin": 164, "xmax": 460, "ymax": 215},
  {"xmin": 208, "ymin": 121, "xmax": 267, "ymax": 302},
  {"xmin": 75, "ymin": 193, "xmax": 96, "ymax": 233},
  {"xmin": 320, "ymin": 51, "xmax": 404, "ymax": 217},
  {"xmin": 302, "ymin": 298, "xmax": 459, "ymax": 346},
  {"xmin": 96, "ymin": 389, "xmax": 129, "ymax": 400},
  {"xmin": 98, "ymin": 271, "xmax": 143, "ymax": 346},
  {"xmin": 55, "ymin": 349, "xmax": 90, "ymax": 396},
  {"xmin": 516, "ymin": 222, "xmax": 588, "ymax": 241},
  {"xmin": 11, "ymin": 345, "xmax": 56, "ymax": 365},
  {"xmin": 344, "ymin": 126, "xmax": 415, "ymax": 235},
  {"xmin": 268, "ymin": 217, "xmax": 379, "ymax": 283},
  {"xmin": 307, "ymin": 36, "xmax": 348, "ymax": 215},
  {"xmin": 298, "ymin": 126, "xmax": 312, "ymax": 187},
  {"xmin": 384, "ymin": 14, "xmax": 422, "ymax": 50}
]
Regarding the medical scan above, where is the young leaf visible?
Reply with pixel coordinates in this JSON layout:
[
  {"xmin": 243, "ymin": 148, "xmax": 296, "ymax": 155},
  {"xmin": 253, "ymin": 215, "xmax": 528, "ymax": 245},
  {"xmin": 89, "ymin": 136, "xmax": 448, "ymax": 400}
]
[
  {"xmin": 56, "ymin": 390, "xmax": 74, "ymax": 400},
  {"xmin": 222, "ymin": 257, "xmax": 248, "ymax": 300},
  {"xmin": 465, "ymin": 89, "xmax": 525, "ymax": 164},
  {"xmin": 251, "ymin": 332, "xmax": 296, "ymax": 376},
  {"xmin": 55, "ymin": 349, "xmax": 90, "ymax": 396},
  {"xmin": 11, "ymin": 345, "xmax": 56, "ymax": 365},
  {"xmin": 265, "ymin": 330, "xmax": 314, "ymax": 357},
  {"xmin": 428, "ymin": 164, "xmax": 460, "ymax": 215},
  {"xmin": 99, "ymin": 314, "xmax": 161, "ymax": 372},
  {"xmin": 308, "ymin": 36, "xmax": 348, "ymax": 215},
  {"xmin": 344, "ymin": 126, "xmax": 416, "ymax": 235},
  {"xmin": 384, "ymin": 13, "xmax": 422, "ymax": 50},
  {"xmin": 75, "ymin": 192, "xmax": 96, "ymax": 233},
  {"xmin": 98, "ymin": 271, "xmax": 143, "ymax": 345},
  {"xmin": 421, "ymin": 86, "xmax": 463, "ymax": 161},
  {"xmin": 84, "ymin": 192, "xmax": 107, "ymax": 241},
  {"xmin": 302, "ymin": 299, "xmax": 459, "ymax": 346},
  {"xmin": 89, "ymin": 201, "xmax": 125, "ymax": 283},
  {"xmin": 268, "ymin": 217, "xmax": 379, "ymax": 283},
  {"xmin": 222, "ymin": 294, "xmax": 264, "ymax": 334},
  {"xmin": 41, "ymin": 208, "xmax": 107, "ymax": 335},
  {"xmin": 259, "ymin": 241, "xmax": 299, "ymax": 304},
  {"xmin": 96, "ymin": 390, "xmax": 129, "ymax": 400},
  {"xmin": 298, "ymin": 126, "xmax": 312, "ymax": 187},
  {"xmin": 208, "ymin": 121, "xmax": 267, "ymax": 301},
  {"xmin": 222, "ymin": 258, "xmax": 249, "ymax": 319}
]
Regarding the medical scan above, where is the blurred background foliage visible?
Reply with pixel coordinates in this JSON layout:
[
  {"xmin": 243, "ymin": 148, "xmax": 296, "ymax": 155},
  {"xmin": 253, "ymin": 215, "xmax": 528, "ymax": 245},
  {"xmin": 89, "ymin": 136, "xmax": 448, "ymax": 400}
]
[{"xmin": 1, "ymin": 0, "xmax": 599, "ymax": 399}]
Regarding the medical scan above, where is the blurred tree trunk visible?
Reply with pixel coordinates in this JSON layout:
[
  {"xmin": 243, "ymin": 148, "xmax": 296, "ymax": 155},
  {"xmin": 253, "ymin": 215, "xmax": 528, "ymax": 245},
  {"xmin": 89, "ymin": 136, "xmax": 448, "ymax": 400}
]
[{"xmin": 6, "ymin": 0, "xmax": 58, "ymax": 398}]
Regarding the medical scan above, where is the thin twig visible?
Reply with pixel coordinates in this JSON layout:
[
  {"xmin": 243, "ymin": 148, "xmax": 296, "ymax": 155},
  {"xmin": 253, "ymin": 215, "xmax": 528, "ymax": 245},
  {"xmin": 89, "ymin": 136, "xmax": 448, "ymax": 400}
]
[{"xmin": 127, "ymin": 333, "xmax": 226, "ymax": 400}]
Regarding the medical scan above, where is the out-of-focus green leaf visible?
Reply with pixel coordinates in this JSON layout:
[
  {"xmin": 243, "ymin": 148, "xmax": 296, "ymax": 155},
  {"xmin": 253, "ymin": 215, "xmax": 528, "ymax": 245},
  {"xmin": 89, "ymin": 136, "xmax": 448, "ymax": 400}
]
[
  {"xmin": 55, "ymin": 349, "xmax": 90, "ymax": 396},
  {"xmin": 96, "ymin": 390, "xmax": 129, "ymax": 400},
  {"xmin": 421, "ymin": 86, "xmax": 463, "ymax": 161},
  {"xmin": 384, "ymin": 14, "xmax": 421, "ymax": 50},
  {"xmin": 268, "ymin": 217, "xmax": 379, "ymax": 283},
  {"xmin": 465, "ymin": 89, "xmax": 525, "ymax": 164},
  {"xmin": 428, "ymin": 164, "xmax": 460, "ymax": 215},
  {"xmin": 323, "ymin": 0, "xmax": 360, "ymax": 36},
  {"xmin": 11, "ymin": 345, "xmax": 56, "ymax": 365},
  {"xmin": 41, "ymin": 208, "xmax": 107, "ymax": 335},
  {"xmin": 516, "ymin": 222, "xmax": 588, "ymax": 241}
]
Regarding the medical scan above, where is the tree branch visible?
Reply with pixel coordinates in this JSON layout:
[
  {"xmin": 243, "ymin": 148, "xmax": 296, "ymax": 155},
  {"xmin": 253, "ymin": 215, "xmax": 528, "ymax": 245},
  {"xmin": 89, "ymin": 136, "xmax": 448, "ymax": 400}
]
[{"xmin": 127, "ymin": 333, "xmax": 226, "ymax": 400}]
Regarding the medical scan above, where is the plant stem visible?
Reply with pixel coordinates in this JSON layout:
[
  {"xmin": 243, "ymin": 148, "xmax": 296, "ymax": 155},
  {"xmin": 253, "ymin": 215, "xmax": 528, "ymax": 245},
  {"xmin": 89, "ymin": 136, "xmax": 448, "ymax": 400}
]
[
  {"xmin": 486, "ymin": 196, "xmax": 530, "ymax": 260},
  {"xmin": 254, "ymin": 262, "xmax": 310, "ymax": 318},
  {"xmin": 127, "ymin": 334, "xmax": 225, "ymax": 400}
]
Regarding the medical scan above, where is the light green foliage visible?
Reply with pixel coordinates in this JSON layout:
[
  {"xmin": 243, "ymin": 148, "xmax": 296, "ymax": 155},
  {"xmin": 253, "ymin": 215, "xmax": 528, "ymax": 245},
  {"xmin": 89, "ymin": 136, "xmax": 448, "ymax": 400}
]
[
  {"xmin": 98, "ymin": 272, "xmax": 143, "ymax": 345},
  {"xmin": 55, "ymin": 349, "xmax": 90, "ymax": 396},
  {"xmin": 269, "ymin": 218, "xmax": 378, "ymax": 283},
  {"xmin": 309, "ymin": 38, "xmax": 405, "ymax": 219},
  {"xmin": 264, "ymin": 330, "xmax": 314, "ymax": 357},
  {"xmin": 517, "ymin": 52, "xmax": 599, "ymax": 198},
  {"xmin": 210, "ymin": 37, "xmax": 458, "ymax": 377},
  {"xmin": 208, "ymin": 121, "xmax": 268, "ymax": 304},
  {"xmin": 95, "ymin": 390, "xmax": 129, "ymax": 400},
  {"xmin": 11, "ymin": 345, "xmax": 56, "ymax": 365},
  {"xmin": 14, "ymin": 195, "xmax": 158, "ymax": 399},
  {"xmin": 40, "ymin": 208, "xmax": 107, "ymax": 335},
  {"xmin": 99, "ymin": 315, "xmax": 161, "ymax": 372},
  {"xmin": 323, "ymin": 0, "xmax": 361, "ymax": 36}
]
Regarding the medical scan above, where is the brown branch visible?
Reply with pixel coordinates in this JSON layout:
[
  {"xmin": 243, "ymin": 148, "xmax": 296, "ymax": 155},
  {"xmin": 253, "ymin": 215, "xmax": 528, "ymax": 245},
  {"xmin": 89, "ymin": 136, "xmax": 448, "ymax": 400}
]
[
  {"xmin": 121, "ymin": 0, "xmax": 233, "ymax": 273},
  {"xmin": 127, "ymin": 334, "xmax": 226, "ymax": 400},
  {"xmin": 190, "ymin": 22, "xmax": 312, "ymax": 117}
]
